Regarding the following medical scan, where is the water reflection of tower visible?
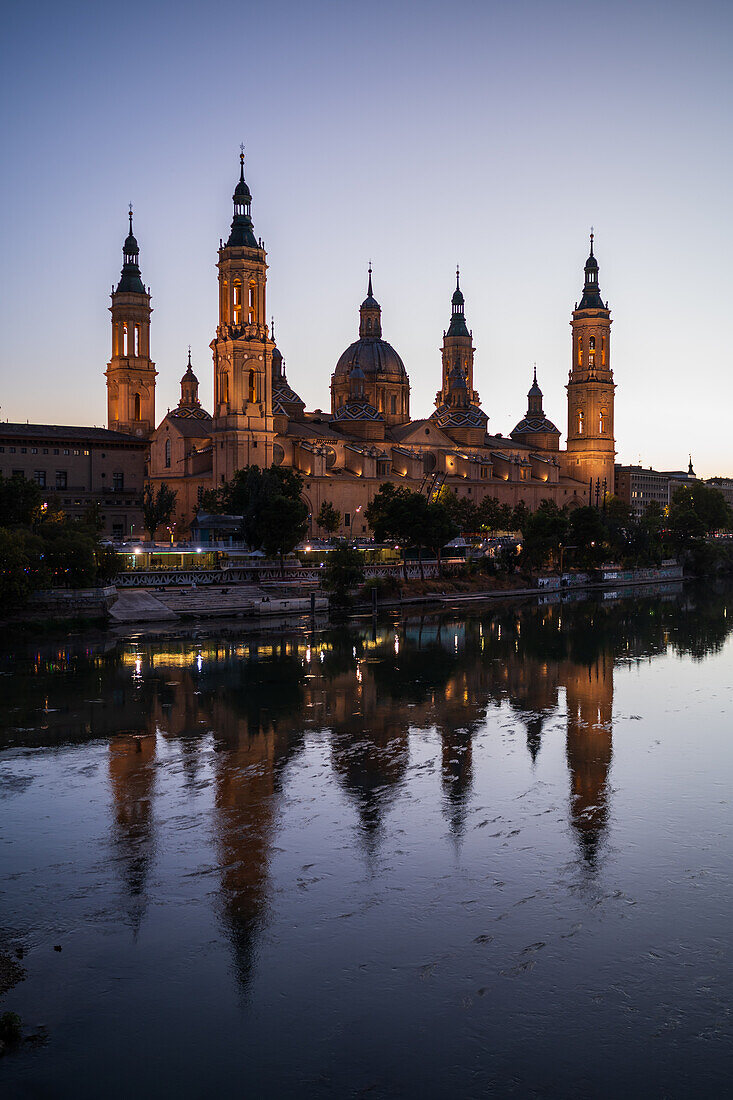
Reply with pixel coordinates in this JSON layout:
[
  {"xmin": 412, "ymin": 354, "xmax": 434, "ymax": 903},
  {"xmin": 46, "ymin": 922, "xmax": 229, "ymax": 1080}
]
[
  {"xmin": 563, "ymin": 652, "xmax": 614, "ymax": 865},
  {"xmin": 211, "ymin": 694, "xmax": 301, "ymax": 994},
  {"xmin": 108, "ymin": 731, "xmax": 157, "ymax": 935},
  {"xmin": 329, "ymin": 667, "xmax": 410, "ymax": 856}
]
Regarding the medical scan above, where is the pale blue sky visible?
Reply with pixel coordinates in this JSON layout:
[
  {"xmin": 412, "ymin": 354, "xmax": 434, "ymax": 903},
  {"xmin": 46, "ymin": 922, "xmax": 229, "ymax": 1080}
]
[{"xmin": 1, "ymin": 0, "xmax": 731, "ymax": 475}]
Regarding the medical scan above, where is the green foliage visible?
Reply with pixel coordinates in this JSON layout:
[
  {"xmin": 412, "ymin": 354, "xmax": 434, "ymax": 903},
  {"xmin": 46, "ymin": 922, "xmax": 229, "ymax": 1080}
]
[
  {"xmin": 567, "ymin": 506, "xmax": 607, "ymax": 569},
  {"xmin": 668, "ymin": 482, "xmax": 731, "ymax": 550},
  {"xmin": 0, "ymin": 528, "xmax": 46, "ymax": 607},
  {"xmin": 323, "ymin": 545, "xmax": 365, "ymax": 603},
  {"xmin": 208, "ymin": 465, "xmax": 309, "ymax": 569},
  {"xmin": 37, "ymin": 525, "xmax": 99, "ymax": 587},
  {"xmin": 511, "ymin": 501, "xmax": 529, "ymax": 532},
  {"xmin": 0, "ymin": 473, "xmax": 43, "ymax": 527},
  {"xmin": 143, "ymin": 482, "xmax": 178, "ymax": 540},
  {"xmin": 366, "ymin": 484, "xmax": 457, "ymax": 577},
  {"xmin": 439, "ymin": 490, "xmax": 478, "ymax": 534},
  {"xmin": 317, "ymin": 500, "xmax": 341, "ymax": 537},
  {"xmin": 520, "ymin": 499, "xmax": 569, "ymax": 570},
  {"xmin": 477, "ymin": 496, "xmax": 513, "ymax": 533}
]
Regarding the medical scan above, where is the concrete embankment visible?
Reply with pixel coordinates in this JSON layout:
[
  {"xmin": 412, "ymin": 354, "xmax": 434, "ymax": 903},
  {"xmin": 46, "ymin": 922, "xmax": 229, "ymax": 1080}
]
[{"xmin": 109, "ymin": 585, "xmax": 328, "ymax": 623}]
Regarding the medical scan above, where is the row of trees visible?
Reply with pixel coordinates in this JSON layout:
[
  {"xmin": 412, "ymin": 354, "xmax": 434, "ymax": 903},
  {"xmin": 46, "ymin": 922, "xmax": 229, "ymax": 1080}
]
[
  {"xmin": 0, "ymin": 475, "xmax": 119, "ymax": 608},
  {"xmin": 520, "ymin": 483, "xmax": 731, "ymax": 571}
]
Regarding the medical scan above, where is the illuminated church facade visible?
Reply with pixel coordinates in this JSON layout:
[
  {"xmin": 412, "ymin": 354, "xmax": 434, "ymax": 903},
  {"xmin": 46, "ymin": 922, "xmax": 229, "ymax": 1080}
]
[{"xmin": 106, "ymin": 155, "xmax": 616, "ymax": 538}]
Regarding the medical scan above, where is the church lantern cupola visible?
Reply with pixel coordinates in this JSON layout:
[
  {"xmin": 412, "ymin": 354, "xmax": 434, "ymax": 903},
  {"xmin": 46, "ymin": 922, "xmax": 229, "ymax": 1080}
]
[
  {"xmin": 105, "ymin": 207, "xmax": 157, "ymax": 437},
  {"xmin": 431, "ymin": 268, "xmax": 487, "ymax": 444},
  {"xmin": 510, "ymin": 365, "xmax": 560, "ymax": 452},
  {"xmin": 179, "ymin": 348, "xmax": 201, "ymax": 409}
]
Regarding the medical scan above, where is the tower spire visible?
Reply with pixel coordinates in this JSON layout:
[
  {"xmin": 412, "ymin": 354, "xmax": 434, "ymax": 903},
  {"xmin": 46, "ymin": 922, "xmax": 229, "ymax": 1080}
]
[
  {"xmin": 226, "ymin": 147, "xmax": 257, "ymax": 248},
  {"xmin": 578, "ymin": 230, "xmax": 605, "ymax": 310}
]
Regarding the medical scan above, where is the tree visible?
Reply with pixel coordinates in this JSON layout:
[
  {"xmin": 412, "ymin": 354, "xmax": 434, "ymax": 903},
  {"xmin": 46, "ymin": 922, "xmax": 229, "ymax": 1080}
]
[
  {"xmin": 511, "ymin": 501, "xmax": 529, "ymax": 532},
  {"xmin": 0, "ymin": 473, "xmax": 43, "ymax": 527},
  {"xmin": 519, "ymin": 499, "xmax": 568, "ymax": 570},
  {"xmin": 209, "ymin": 465, "xmax": 309, "ymax": 573},
  {"xmin": 143, "ymin": 482, "xmax": 178, "ymax": 541},
  {"xmin": 439, "ymin": 489, "xmax": 478, "ymax": 535},
  {"xmin": 423, "ymin": 501, "xmax": 458, "ymax": 575},
  {"xmin": 568, "ymin": 506, "xmax": 608, "ymax": 569},
  {"xmin": 322, "ymin": 545, "xmax": 364, "ymax": 604},
  {"xmin": 477, "ymin": 496, "xmax": 502, "ymax": 533},
  {"xmin": 317, "ymin": 500, "xmax": 341, "ymax": 538},
  {"xmin": 668, "ymin": 482, "xmax": 731, "ymax": 551},
  {"xmin": 366, "ymin": 483, "xmax": 421, "ymax": 579},
  {"xmin": 0, "ymin": 528, "xmax": 46, "ymax": 607},
  {"xmin": 261, "ymin": 493, "xmax": 309, "ymax": 574}
]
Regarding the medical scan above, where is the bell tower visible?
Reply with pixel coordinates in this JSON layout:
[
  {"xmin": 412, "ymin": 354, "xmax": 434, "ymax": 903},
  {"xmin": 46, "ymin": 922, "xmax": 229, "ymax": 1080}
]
[
  {"xmin": 565, "ymin": 234, "xmax": 615, "ymax": 494},
  {"xmin": 211, "ymin": 150, "xmax": 275, "ymax": 483},
  {"xmin": 105, "ymin": 209, "xmax": 157, "ymax": 437}
]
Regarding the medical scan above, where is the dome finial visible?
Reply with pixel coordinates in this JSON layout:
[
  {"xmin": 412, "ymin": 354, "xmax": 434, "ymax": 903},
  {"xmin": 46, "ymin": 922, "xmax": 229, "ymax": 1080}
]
[
  {"xmin": 271, "ymin": 316, "xmax": 275, "ymax": 341},
  {"xmin": 367, "ymin": 261, "xmax": 373, "ymax": 298},
  {"xmin": 456, "ymin": 264, "xmax": 460, "ymax": 290},
  {"xmin": 129, "ymin": 202, "xmax": 133, "ymax": 234},
  {"xmin": 590, "ymin": 226, "xmax": 594, "ymax": 256},
  {"xmin": 533, "ymin": 361, "xmax": 537, "ymax": 384},
  {"xmin": 187, "ymin": 345, "xmax": 192, "ymax": 368},
  {"xmin": 239, "ymin": 143, "xmax": 245, "ymax": 182}
]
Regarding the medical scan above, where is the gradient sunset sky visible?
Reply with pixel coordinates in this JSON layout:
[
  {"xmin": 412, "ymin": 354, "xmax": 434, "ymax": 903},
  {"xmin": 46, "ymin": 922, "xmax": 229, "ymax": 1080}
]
[{"xmin": 1, "ymin": 0, "xmax": 731, "ymax": 475}]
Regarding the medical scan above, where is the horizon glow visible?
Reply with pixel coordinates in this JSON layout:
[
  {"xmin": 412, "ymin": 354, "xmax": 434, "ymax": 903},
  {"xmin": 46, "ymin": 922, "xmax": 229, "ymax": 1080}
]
[{"xmin": 1, "ymin": 0, "xmax": 732, "ymax": 477}]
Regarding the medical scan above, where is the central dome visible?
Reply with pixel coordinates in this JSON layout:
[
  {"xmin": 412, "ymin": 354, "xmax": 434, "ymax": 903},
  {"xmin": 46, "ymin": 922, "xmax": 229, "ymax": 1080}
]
[
  {"xmin": 334, "ymin": 338, "xmax": 408, "ymax": 381},
  {"xmin": 331, "ymin": 268, "xmax": 411, "ymax": 426}
]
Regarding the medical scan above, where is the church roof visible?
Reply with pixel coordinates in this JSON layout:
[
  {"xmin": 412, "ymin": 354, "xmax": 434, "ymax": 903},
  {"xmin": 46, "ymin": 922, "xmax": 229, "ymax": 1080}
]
[
  {"xmin": 165, "ymin": 411, "xmax": 213, "ymax": 436},
  {"xmin": 332, "ymin": 398, "xmax": 384, "ymax": 423},
  {"xmin": 430, "ymin": 403, "xmax": 488, "ymax": 430},
  {"xmin": 0, "ymin": 423, "xmax": 147, "ymax": 446},
  {"xmin": 510, "ymin": 415, "xmax": 560, "ymax": 437}
]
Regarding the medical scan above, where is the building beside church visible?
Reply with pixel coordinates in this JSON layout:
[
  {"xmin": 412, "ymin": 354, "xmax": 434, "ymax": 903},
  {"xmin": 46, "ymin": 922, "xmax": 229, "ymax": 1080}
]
[{"xmin": 108, "ymin": 154, "xmax": 617, "ymax": 539}]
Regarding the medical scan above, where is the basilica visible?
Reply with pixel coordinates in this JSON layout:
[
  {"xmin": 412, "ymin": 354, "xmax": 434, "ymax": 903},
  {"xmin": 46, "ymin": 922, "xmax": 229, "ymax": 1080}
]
[{"xmin": 105, "ymin": 154, "xmax": 616, "ymax": 539}]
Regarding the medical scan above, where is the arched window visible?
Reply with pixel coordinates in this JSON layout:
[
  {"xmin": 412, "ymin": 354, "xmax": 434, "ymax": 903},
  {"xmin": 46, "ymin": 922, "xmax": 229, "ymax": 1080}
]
[
  {"xmin": 599, "ymin": 409, "xmax": 607, "ymax": 434},
  {"xmin": 248, "ymin": 368, "xmax": 257, "ymax": 404},
  {"xmin": 390, "ymin": 394, "xmax": 397, "ymax": 415},
  {"xmin": 601, "ymin": 337, "xmax": 606, "ymax": 365},
  {"xmin": 577, "ymin": 408, "xmax": 584, "ymax": 435},
  {"xmin": 222, "ymin": 279, "xmax": 229, "ymax": 323},
  {"xmin": 221, "ymin": 372, "xmax": 229, "ymax": 404},
  {"xmin": 122, "ymin": 323, "xmax": 129, "ymax": 356},
  {"xmin": 165, "ymin": 438, "xmax": 171, "ymax": 468},
  {"xmin": 134, "ymin": 393, "xmax": 141, "ymax": 421},
  {"xmin": 577, "ymin": 338, "xmax": 582, "ymax": 366},
  {"xmin": 134, "ymin": 324, "xmax": 140, "ymax": 356},
  {"xmin": 248, "ymin": 282, "xmax": 256, "ymax": 324},
  {"xmin": 589, "ymin": 336, "xmax": 596, "ymax": 350},
  {"xmin": 366, "ymin": 318, "xmax": 372, "ymax": 333},
  {"xmin": 233, "ymin": 282, "xmax": 242, "ymax": 325}
]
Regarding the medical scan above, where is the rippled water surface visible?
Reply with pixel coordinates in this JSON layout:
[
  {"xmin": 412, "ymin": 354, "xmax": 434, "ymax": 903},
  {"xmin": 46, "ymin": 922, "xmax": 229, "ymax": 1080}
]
[{"xmin": 1, "ymin": 583, "xmax": 733, "ymax": 1098}]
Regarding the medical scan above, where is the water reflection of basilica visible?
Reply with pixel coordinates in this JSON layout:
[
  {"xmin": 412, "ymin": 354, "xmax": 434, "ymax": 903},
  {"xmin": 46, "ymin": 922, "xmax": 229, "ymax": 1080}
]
[{"xmin": 5, "ymin": 583, "xmax": 731, "ymax": 991}]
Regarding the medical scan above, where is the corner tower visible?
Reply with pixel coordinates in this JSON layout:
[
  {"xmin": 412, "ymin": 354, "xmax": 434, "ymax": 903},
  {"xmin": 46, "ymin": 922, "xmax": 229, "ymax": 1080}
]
[
  {"xmin": 565, "ymin": 234, "xmax": 615, "ymax": 492},
  {"xmin": 105, "ymin": 209, "xmax": 157, "ymax": 437},
  {"xmin": 430, "ymin": 271, "xmax": 487, "ymax": 445},
  {"xmin": 436, "ymin": 269, "xmax": 479, "ymax": 407},
  {"xmin": 211, "ymin": 151, "xmax": 275, "ymax": 482}
]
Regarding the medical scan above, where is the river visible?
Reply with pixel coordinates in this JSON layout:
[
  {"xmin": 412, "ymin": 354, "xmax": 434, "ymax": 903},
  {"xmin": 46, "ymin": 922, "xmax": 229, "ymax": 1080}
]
[{"xmin": 1, "ymin": 582, "xmax": 732, "ymax": 1097}]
